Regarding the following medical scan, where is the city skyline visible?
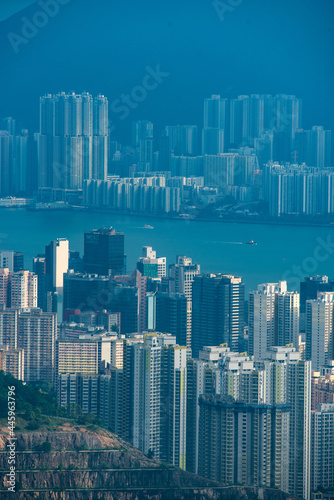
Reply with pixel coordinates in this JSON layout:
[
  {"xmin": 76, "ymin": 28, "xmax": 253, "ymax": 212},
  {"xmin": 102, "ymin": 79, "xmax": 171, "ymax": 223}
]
[{"xmin": 1, "ymin": 1, "xmax": 334, "ymax": 498}]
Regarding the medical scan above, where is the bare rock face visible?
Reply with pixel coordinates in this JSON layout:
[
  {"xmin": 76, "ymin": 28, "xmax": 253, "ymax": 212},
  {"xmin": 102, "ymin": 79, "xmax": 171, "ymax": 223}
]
[{"xmin": 0, "ymin": 427, "xmax": 296, "ymax": 499}]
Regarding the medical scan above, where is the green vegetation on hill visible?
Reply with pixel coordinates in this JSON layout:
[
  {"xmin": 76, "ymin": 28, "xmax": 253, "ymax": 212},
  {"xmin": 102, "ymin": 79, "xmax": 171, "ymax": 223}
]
[
  {"xmin": 0, "ymin": 371, "xmax": 102, "ymax": 430},
  {"xmin": 0, "ymin": 371, "xmax": 59, "ymax": 419}
]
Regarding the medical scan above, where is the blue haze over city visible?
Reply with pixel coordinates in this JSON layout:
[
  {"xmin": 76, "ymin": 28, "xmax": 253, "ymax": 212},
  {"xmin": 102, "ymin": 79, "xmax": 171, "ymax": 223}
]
[{"xmin": 1, "ymin": 1, "xmax": 334, "ymax": 499}]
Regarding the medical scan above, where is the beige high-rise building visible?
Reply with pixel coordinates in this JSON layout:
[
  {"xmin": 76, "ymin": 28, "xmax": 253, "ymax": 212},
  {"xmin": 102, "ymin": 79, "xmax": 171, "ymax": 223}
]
[
  {"xmin": 10, "ymin": 270, "xmax": 37, "ymax": 309},
  {"xmin": 306, "ymin": 292, "xmax": 334, "ymax": 370},
  {"xmin": 249, "ymin": 281, "xmax": 299, "ymax": 359},
  {"xmin": 0, "ymin": 344, "xmax": 24, "ymax": 380},
  {"xmin": 18, "ymin": 308, "xmax": 56, "ymax": 384}
]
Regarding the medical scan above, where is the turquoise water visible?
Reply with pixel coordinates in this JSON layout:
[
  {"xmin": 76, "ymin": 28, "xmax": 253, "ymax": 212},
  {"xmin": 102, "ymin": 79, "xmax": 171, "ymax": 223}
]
[{"xmin": 1, "ymin": 208, "xmax": 334, "ymax": 294}]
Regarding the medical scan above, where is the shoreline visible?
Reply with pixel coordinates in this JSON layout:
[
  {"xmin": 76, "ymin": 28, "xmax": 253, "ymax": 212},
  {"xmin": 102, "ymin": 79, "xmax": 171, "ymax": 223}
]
[{"xmin": 3, "ymin": 206, "xmax": 334, "ymax": 228}]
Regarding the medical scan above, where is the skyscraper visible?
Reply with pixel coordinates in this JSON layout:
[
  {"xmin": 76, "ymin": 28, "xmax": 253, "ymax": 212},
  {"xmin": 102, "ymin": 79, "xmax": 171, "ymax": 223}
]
[
  {"xmin": 186, "ymin": 346, "xmax": 226, "ymax": 474},
  {"xmin": 10, "ymin": 270, "xmax": 38, "ymax": 309},
  {"xmin": 0, "ymin": 130, "xmax": 13, "ymax": 196},
  {"xmin": 137, "ymin": 246, "xmax": 166, "ymax": 278},
  {"xmin": 18, "ymin": 308, "xmax": 57, "ymax": 384},
  {"xmin": 300, "ymin": 275, "xmax": 333, "ymax": 314},
  {"xmin": 287, "ymin": 360, "xmax": 311, "ymax": 500},
  {"xmin": 0, "ymin": 268, "xmax": 10, "ymax": 306},
  {"xmin": 248, "ymin": 281, "xmax": 299, "ymax": 358},
  {"xmin": 84, "ymin": 228, "xmax": 126, "ymax": 276},
  {"xmin": 311, "ymin": 403, "xmax": 334, "ymax": 493},
  {"xmin": 38, "ymin": 92, "xmax": 108, "ymax": 190},
  {"xmin": 165, "ymin": 125, "xmax": 199, "ymax": 156},
  {"xmin": 306, "ymin": 292, "xmax": 334, "ymax": 370},
  {"xmin": 169, "ymin": 255, "xmax": 200, "ymax": 348},
  {"xmin": 202, "ymin": 95, "xmax": 228, "ymax": 154},
  {"xmin": 155, "ymin": 292, "xmax": 187, "ymax": 346},
  {"xmin": 45, "ymin": 238, "xmax": 69, "ymax": 320},
  {"xmin": 192, "ymin": 274, "xmax": 244, "ymax": 357},
  {"xmin": 295, "ymin": 126, "xmax": 332, "ymax": 168},
  {"xmin": 63, "ymin": 272, "xmax": 138, "ymax": 334},
  {"xmin": 160, "ymin": 344, "xmax": 188, "ymax": 469},
  {"xmin": 198, "ymin": 395, "xmax": 290, "ymax": 491},
  {"xmin": 45, "ymin": 239, "xmax": 69, "ymax": 295},
  {"xmin": 0, "ymin": 251, "xmax": 24, "ymax": 273},
  {"xmin": 0, "ymin": 305, "xmax": 18, "ymax": 349},
  {"xmin": 132, "ymin": 120, "xmax": 153, "ymax": 147}
]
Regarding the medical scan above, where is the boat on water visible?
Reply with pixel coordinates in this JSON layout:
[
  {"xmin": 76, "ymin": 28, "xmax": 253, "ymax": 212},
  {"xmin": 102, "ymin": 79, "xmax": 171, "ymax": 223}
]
[
  {"xmin": 144, "ymin": 224, "xmax": 154, "ymax": 229},
  {"xmin": 242, "ymin": 240, "xmax": 257, "ymax": 245}
]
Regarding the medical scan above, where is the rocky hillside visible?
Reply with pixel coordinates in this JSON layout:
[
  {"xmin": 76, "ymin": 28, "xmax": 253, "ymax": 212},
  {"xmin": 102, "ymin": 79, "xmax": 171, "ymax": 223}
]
[{"xmin": 0, "ymin": 423, "xmax": 297, "ymax": 499}]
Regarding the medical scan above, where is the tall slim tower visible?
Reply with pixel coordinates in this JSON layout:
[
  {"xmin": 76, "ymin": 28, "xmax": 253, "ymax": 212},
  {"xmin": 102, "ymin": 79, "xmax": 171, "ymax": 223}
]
[
  {"xmin": 45, "ymin": 239, "xmax": 69, "ymax": 295},
  {"xmin": 169, "ymin": 255, "xmax": 200, "ymax": 347},
  {"xmin": 45, "ymin": 238, "xmax": 69, "ymax": 321},
  {"xmin": 306, "ymin": 292, "xmax": 334, "ymax": 370}
]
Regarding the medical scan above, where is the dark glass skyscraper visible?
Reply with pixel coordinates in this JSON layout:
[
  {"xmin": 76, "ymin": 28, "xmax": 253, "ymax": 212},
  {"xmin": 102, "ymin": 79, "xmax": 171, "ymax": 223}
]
[
  {"xmin": 155, "ymin": 292, "xmax": 187, "ymax": 346},
  {"xmin": 84, "ymin": 228, "xmax": 126, "ymax": 277},
  {"xmin": 192, "ymin": 274, "xmax": 245, "ymax": 357},
  {"xmin": 63, "ymin": 271, "xmax": 138, "ymax": 334}
]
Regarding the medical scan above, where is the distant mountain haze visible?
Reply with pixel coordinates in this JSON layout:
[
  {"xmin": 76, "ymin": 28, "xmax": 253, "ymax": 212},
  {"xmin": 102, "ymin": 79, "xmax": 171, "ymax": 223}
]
[{"xmin": 0, "ymin": 0, "xmax": 333, "ymax": 143}]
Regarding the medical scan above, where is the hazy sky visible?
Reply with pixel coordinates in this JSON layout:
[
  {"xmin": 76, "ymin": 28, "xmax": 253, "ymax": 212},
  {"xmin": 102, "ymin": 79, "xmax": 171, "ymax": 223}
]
[{"xmin": 0, "ymin": 0, "xmax": 333, "ymax": 142}]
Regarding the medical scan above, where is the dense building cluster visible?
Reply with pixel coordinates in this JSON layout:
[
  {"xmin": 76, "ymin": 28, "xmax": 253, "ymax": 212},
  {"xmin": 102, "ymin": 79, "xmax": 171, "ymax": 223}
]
[
  {"xmin": 1, "ymin": 228, "xmax": 334, "ymax": 499},
  {"xmin": 0, "ymin": 93, "xmax": 332, "ymax": 218}
]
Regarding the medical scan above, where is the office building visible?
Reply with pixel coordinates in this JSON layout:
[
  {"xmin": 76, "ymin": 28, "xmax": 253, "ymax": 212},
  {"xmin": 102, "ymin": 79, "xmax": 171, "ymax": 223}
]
[
  {"xmin": 192, "ymin": 274, "xmax": 244, "ymax": 357},
  {"xmin": 63, "ymin": 309, "xmax": 121, "ymax": 333},
  {"xmin": 63, "ymin": 272, "xmax": 138, "ymax": 334},
  {"xmin": 45, "ymin": 238, "xmax": 69, "ymax": 294},
  {"xmin": 84, "ymin": 228, "xmax": 126, "ymax": 276},
  {"xmin": 137, "ymin": 246, "xmax": 166, "ymax": 278},
  {"xmin": 300, "ymin": 275, "xmax": 333, "ymax": 314},
  {"xmin": 33, "ymin": 255, "xmax": 47, "ymax": 310},
  {"xmin": 44, "ymin": 238, "xmax": 69, "ymax": 320},
  {"xmin": 0, "ymin": 251, "xmax": 24, "ymax": 273},
  {"xmin": 155, "ymin": 292, "xmax": 187, "ymax": 346}
]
